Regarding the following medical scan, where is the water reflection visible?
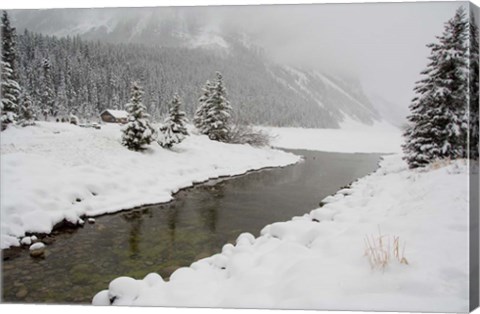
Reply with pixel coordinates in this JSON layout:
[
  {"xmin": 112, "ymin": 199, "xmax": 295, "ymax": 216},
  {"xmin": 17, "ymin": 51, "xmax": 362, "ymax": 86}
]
[
  {"xmin": 199, "ymin": 184, "xmax": 224, "ymax": 233},
  {"xmin": 122, "ymin": 210, "xmax": 148, "ymax": 258}
]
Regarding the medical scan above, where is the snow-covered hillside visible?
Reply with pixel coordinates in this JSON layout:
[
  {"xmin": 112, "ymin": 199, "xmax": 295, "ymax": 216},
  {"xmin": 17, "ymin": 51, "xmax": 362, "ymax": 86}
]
[
  {"xmin": 0, "ymin": 123, "xmax": 299, "ymax": 249},
  {"xmin": 367, "ymin": 92, "xmax": 409, "ymax": 128},
  {"xmin": 93, "ymin": 155, "xmax": 470, "ymax": 313},
  {"xmin": 11, "ymin": 9, "xmax": 384, "ymax": 129}
]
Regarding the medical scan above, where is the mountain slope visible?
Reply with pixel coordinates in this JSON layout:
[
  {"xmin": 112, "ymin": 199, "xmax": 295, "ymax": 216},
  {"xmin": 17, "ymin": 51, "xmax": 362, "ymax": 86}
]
[
  {"xmin": 10, "ymin": 8, "xmax": 383, "ymax": 128},
  {"xmin": 366, "ymin": 92, "xmax": 408, "ymax": 128}
]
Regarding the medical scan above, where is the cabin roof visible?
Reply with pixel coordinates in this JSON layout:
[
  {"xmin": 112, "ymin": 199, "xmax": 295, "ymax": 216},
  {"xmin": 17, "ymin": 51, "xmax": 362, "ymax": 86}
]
[{"xmin": 102, "ymin": 109, "xmax": 128, "ymax": 119}]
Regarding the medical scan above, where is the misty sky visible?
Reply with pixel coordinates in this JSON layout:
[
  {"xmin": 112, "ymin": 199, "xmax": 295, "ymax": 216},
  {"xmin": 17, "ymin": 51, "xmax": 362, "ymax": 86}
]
[
  {"xmin": 11, "ymin": 1, "xmax": 468, "ymax": 111},
  {"xmin": 206, "ymin": 1, "xmax": 464, "ymax": 108}
]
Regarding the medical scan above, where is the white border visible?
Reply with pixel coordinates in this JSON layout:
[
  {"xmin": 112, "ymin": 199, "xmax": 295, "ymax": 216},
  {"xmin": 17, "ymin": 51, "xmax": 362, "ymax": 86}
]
[
  {"xmin": 1, "ymin": 0, "xmax": 476, "ymax": 10},
  {"xmin": 1, "ymin": 1, "xmax": 479, "ymax": 314}
]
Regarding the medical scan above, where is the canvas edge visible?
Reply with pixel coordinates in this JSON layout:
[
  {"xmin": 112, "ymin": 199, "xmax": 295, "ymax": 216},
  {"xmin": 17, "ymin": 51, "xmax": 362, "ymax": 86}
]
[{"xmin": 469, "ymin": 1, "xmax": 480, "ymax": 312}]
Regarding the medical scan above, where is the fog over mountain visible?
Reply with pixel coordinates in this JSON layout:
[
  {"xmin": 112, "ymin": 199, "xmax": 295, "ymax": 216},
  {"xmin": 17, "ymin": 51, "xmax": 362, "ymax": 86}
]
[{"xmin": 9, "ymin": 2, "xmax": 463, "ymax": 127}]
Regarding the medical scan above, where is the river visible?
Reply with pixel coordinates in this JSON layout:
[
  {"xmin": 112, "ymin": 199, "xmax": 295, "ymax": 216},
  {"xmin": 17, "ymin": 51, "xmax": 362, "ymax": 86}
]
[{"xmin": 2, "ymin": 149, "xmax": 381, "ymax": 304}]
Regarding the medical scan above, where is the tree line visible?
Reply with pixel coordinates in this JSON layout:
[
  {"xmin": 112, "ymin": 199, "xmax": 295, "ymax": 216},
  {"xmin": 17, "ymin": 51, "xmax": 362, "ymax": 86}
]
[
  {"xmin": 122, "ymin": 71, "xmax": 268, "ymax": 152},
  {"xmin": 1, "ymin": 10, "xmax": 268, "ymax": 151},
  {"xmin": 1, "ymin": 11, "xmax": 337, "ymax": 129}
]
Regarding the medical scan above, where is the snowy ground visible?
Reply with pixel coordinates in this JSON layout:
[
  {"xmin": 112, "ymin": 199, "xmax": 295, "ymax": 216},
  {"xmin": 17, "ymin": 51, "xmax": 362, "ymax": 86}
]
[
  {"xmin": 0, "ymin": 122, "xmax": 299, "ymax": 249},
  {"xmin": 93, "ymin": 155, "xmax": 470, "ymax": 312},
  {"xmin": 265, "ymin": 119, "xmax": 402, "ymax": 153},
  {"xmin": 2, "ymin": 120, "xmax": 471, "ymax": 312}
]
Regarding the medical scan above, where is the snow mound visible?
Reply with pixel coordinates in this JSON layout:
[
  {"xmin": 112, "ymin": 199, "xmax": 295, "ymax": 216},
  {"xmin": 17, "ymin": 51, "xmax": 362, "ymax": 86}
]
[
  {"xmin": 1, "ymin": 122, "xmax": 299, "ymax": 248},
  {"xmin": 93, "ymin": 155, "xmax": 470, "ymax": 312}
]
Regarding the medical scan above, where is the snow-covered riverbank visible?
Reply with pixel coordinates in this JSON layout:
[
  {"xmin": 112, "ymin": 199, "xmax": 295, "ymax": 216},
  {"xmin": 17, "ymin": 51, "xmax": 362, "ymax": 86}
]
[
  {"xmin": 93, "ymin": 154, "xmax": 470, "ymax": 312},
  {"xmin": 0, "ymin": 122, "xmax": 299, "ymax": 249}
]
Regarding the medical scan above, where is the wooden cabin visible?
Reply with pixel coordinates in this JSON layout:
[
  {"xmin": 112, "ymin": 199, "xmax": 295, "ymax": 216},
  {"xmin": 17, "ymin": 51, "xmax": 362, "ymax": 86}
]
[{"xmin": 100, "ymin": 110, "xmax": 128, "ymax": 124}]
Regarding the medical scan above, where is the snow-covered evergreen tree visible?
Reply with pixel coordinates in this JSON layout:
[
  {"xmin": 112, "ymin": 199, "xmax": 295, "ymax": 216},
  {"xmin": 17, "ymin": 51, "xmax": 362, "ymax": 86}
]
[
  {"xmin": 121, "ymin": 82, "xmax": 155, "ymax": 151},
  {"xmin": 18, "ymin": 93, "xmax": 36, "ymax": 126},
  {"xmin": 56, "ymin": 72, "xmax": 69, "ymax": 119},
  {"xmin": 469, "ymin": 13, "xmax": 479, "ymax": 160},
  {"xmin": 403, "ymin": 7, "xmax": 469, "ymax": 168},
  {"xmin": 41, "ymin": 58, "xmax": 56, "ymax": 119},
  {"xmin": 1, "ymin": 11, "xmax": 21, "ymax": 130},
  {"xmin": 193, "ymin": 80, "xmax": 214, "ymax": 133},
  {"xmin": 158, "ymin": 94, "xmax": 189, "ymax": 149},
  {"xmin": 12, "ymin": 29, "xmax": 342, "ymax": 128},
  {"xmin": 1, "ymin": 11, "xmax": 16, "ymax": 76},
  {"xmin": 199, "ymin": 72, "xmax": 233, "ymax": 142},
  {"xmin": 1, "ymin": 61, "xmax": 20, "ymax": 129}
]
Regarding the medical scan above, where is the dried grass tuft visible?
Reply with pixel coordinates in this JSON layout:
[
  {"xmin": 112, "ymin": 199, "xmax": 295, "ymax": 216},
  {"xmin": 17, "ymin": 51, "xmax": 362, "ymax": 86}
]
[
  {"xmin": 429, "ymin": 159, "xmax": 452, "ymax": 170},
  {"xmin": 364, "ymin": 226, "xmax": 409, "ymax": 271}
]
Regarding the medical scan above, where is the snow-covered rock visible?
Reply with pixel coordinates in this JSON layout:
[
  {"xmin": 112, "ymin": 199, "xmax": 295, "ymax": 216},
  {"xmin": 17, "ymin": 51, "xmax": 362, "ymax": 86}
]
[
  {"xmin": 93, "ymin": 155, "xmax": 471, "ymax": 312},
  {"xmin": 29, "ymin": 242, "xmax": 45, "ymax": 251},
  {"xmin": 20, "ymin": 236, "xmax": 32, "ymax": 246},
  {"xmin": 29, "ymin": 242, "xmax": 46, "ymax": 257},
  {"xmin": 0, "ymin": 122, "xmax": 299, "ymax": 248}
]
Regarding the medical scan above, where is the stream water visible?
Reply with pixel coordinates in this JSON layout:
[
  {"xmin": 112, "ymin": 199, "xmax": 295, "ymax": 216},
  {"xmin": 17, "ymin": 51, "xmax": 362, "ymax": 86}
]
[{"xmin": 1, "ymin": 149, "xmax": 381, "ymax": 304}]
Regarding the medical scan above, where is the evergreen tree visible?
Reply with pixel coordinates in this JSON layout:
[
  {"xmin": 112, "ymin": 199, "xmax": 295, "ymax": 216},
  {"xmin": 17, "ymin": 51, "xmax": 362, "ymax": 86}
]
[
  {"xmin": 469, "ymin": 13, "xmax": 479, "ymax": 160},
  {"xmin": 193, "ymin": 80, "xmax": 214, "ymax": 133},
  {"xmin": 403, "ymin": 7, "xmax": 469, "ymax": 168},
  {"xmin": 121, "ymin": 82, "xmax": 155, "ymax": 151},
  {"xmin": 1, "ymin": 11, "xmax": 16, "ymax": 76},
  {"xmin": 158, "ymin": 94, "xmax": 189, "ymax": 148},
  {"xmin": 1, "ymin": 61, "xmax": 20, "ymax": 129},
  {"xmin": 64, "ymin": 59, "xmax": 75, "ymax": 109},
  {"xmin": 200, "ymin": 72, "xmax": 233, "ymax": 142},
  {"xmin": 12, "ymin": 29, "xmax": 341, "ymax": 128},
  {"xmin": 18, "ymin": 93, "xmax": 36, "ymax": 126},
  {"xmin": 56, "ymin": 73, "xmax": 68, "ymax": 119},
  {"xmin": 1, "ymin": 11, "xmax": 21, "ymax": 130},
  {"xmin": 41, "ymin": 58, "xmax": 56, "ymax": 119}
]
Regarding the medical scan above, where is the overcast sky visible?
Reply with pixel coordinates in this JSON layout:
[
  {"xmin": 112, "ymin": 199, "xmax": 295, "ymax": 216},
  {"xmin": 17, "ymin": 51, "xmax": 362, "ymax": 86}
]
[
  {"xmin": 204, "ymin": 1, "xmax": 464, "ymax": 108},
  {"xmin": 9, "ymin": 1, "xmax": 468, "ymax": 110}
]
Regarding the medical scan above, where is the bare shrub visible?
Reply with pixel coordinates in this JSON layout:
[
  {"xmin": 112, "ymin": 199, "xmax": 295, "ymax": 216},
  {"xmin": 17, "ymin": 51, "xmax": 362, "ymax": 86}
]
[
  {"xmin": 364, "ymin": 227, "xmax": 408, "ymax": 270},
  {"xmin": 228, "ymin": 122, "xmax": 272, "ymax": 147},
  {"xmin": 429, "ymin": 159, "xmax": 452, "ymax": 170}
]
